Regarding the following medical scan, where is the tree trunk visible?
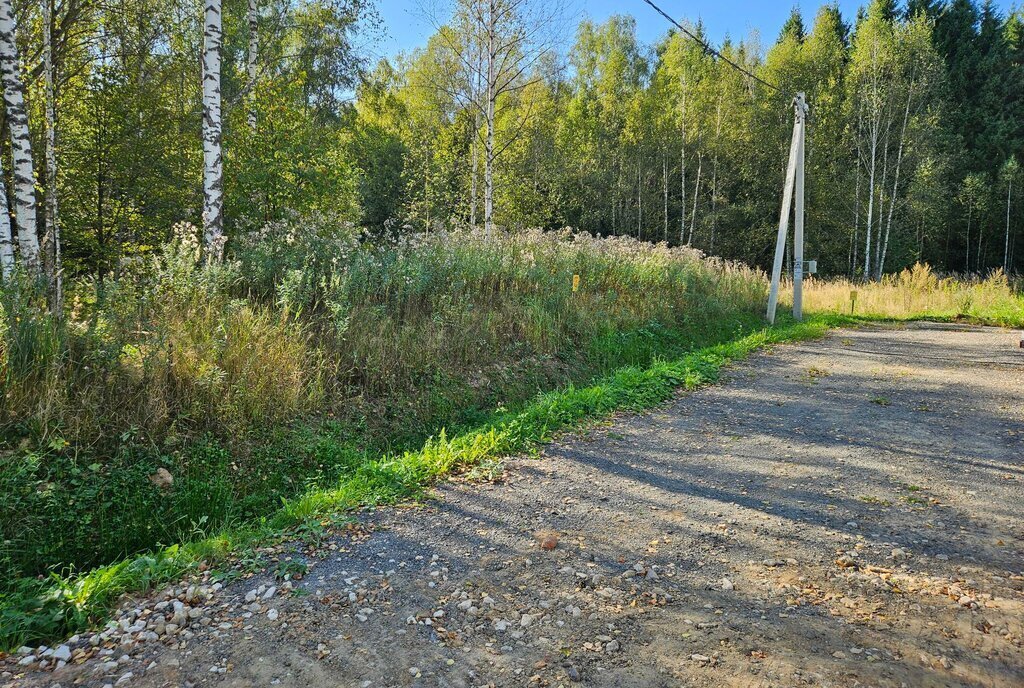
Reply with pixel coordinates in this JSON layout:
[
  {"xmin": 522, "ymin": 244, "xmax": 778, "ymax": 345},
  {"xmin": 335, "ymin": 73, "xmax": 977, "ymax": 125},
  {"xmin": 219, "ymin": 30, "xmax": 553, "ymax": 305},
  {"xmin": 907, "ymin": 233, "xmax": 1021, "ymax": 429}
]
[
  {"xmin": 0, "ymin": 0, "xmax": 39, "ymax": 273},
  {"xmin": 43, "ymin": 0, "xmax": 61, "ymax": 310},
  {"xmin": 1006, "ymin": 176, "xmax": 1013, "ymax": 272},
  {"xmin": 636, "ymin": 156, "xmax": 641, "ymax": 239},
  {"xmin": 688, "ymin": 150, "xmax": 702, "ymax": 246},
  {"xmin": 863, "ymin": 115, "xmax": 878, "ymax": 279},
  {"xmin": 878, "ymin": 83, "xmax": 913, "ymax": 280},
  {"xmin": 482, "ymin": 2, "xmax": 496, "ymax": 238},
  {"xmin": 852, "ymin": 152, "xmax": 860, "ymax": 278},
  {"xmin": 247, "ymin": 0, "xmax": 258, "ymax": 130},
  {"xmin": 470, "ymin": 112, "xmax": 479, "ymax": 227},
  {"xmin": 0, "ymin": 163, "xmax": 12, "ymax": 279},
  {"xmin": 965, "ymin": 205, "xmax": 972, "ymax": 272},
  {"xmin": 873, "ymin": 116, "xmax": 891, "ymax": 280},
  {"xmin": 709, "ymin": 94, "xmax": 722, "ymax": 254},
  {"xmin": 662, "ymin": 149, "xmax": 668, "ymax": 242},
  {"xmin": 202, "ymin": 0, "xmax": 225, "ymax": 259},
  {"xmin": 679, "ymin": 75, "xmax": 686, "ymax": 245}
]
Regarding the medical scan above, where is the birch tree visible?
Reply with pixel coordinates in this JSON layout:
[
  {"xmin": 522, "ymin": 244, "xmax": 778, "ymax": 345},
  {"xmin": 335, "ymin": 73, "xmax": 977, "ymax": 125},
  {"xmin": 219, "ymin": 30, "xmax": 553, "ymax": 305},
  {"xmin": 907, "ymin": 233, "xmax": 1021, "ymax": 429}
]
[
  {"xmin": 1001, "ymin": 156, "xmax": 1018, "ymax": 271},
  {"xmin": 0, "ymin": 160, "xmax": 12, "ymax": 278},
  {"xmin": 202, "ymin": 0, "xmax": 225, "ymax": 258},
  {"xmin": 430, "ymin": 0, "xmax": 562, "ymax": 236},
  {"xmin": 850, "ymin": 2, "xmax": 896, "ymax": 280},
  {"xmin": 43, "ymin": 0, "xmax": 62, "ymax": 307},
  {"xmin": 247, "ymin": 0, "xmax": 258, "ymax": 130},
  {"xmin": 0, "ymin": 0, "xmax": 40, "ymax": 273}
]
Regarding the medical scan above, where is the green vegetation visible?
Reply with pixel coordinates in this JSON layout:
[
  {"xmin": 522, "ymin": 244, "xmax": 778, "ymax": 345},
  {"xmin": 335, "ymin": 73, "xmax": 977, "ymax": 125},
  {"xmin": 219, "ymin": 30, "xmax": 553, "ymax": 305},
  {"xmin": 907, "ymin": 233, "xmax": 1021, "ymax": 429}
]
[
  {"xmin": 0, "ymin": 310, "xmax": 838, "ymax": 650},
  {"xmin": 1, "ymin": 224, "xmax": 771, "ymax": 649}
]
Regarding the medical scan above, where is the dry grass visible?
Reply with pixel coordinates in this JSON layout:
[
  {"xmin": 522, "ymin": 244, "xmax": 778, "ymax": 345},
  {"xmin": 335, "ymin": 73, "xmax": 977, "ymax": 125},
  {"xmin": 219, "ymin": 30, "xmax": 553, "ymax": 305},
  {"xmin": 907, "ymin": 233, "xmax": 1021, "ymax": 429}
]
[{"xmin": 789, "ymin": 264, "xmax": 1024, "ymax": 327}]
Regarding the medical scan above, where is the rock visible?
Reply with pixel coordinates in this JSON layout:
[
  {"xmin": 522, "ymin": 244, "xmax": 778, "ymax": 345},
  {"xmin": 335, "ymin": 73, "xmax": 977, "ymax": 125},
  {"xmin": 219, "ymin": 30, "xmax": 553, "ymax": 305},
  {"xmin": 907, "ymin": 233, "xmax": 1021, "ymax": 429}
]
[
  {"xmin": 262, "ymin": 586, "xmax": 277, "ymax": 600},
  {"xmin": 721, "ymin": 578, "xmax": 734, "ymax": 591},
  {"xmin": 148, "ymin": 468, "xmax": 173, "ymax": 490},
  {"xmin": 408, "ymin": 667, "xmax": 421, "ymax": 677},
  {"xmin": 495, "ymin": 620, "xmax": 511, "ymax": 632},
  {"xmin": 690, "ymin": 654, "xmax": 711, "ymax": 663},
  {"xmin": 53, "ymin": 645, "xmax": 72, "ymax": 662},
  {"xmin": 170, "ymin": 601, "xmax": 187, "ymax": 626},
  {"xmin": 115, "ymin": 672, "xmax": 134, "ymax": 685},
  {"xmin": 244, "ymin": 590, "xmax": 258, "ymax": 603},
  {"xmin": 891, "ymin": 548, "xmax": 909, "ymax": 561},
  {"xmin": 566, "ymin": 665, "xmax": 581, "ymax": 681},
  {"xmin": 520, "ymin": 614, "xmax": 537, "ymax": 627},
  {"xmin": 605, "ymin": 639, "xmax": 620, "ymax": 652},
  {"xmin": 267, "ymin": 608, "xmax": 279, "ymax": 621},
  {"xmin": 17, "ymin": 655, "xmax": 37, "ymax": 666}
]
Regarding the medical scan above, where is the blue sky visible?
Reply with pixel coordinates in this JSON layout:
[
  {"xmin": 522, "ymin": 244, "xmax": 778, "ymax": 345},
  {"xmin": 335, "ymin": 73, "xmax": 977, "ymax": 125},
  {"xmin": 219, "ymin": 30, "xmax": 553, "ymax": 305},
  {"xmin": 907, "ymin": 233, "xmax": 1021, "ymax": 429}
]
[{"xmin": 372, "ymin": 0, "xmax": 1019, "ymax": 61}]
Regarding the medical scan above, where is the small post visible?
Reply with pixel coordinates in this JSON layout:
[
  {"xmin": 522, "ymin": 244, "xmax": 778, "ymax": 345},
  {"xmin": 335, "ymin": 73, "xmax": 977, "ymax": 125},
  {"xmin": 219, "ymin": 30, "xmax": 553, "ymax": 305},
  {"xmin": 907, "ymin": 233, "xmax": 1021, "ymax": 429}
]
[{"xmin": 793, "ymin": 93, "xmax": 807, "ymax": 322}]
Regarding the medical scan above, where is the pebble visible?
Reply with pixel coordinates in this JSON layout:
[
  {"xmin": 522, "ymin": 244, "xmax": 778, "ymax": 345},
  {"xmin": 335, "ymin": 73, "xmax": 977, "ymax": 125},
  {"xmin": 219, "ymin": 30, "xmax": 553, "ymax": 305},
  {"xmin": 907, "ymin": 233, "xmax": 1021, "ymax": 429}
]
[
  {"xmin": 721, "ymin": 578, "xmax": 734, "ymax": 591},
  {"xmin": 520, "ymin": 614, "xmax": 537, "ymax": 627},
  {"xmin": 267, "ymin": 609, "xmax": 279, "ymax": 621}
]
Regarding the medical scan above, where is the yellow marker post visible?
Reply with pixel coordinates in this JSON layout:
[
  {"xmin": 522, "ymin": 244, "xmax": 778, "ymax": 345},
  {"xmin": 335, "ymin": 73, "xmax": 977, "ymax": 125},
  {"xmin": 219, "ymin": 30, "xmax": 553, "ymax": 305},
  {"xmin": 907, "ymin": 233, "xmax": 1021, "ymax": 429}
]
[
  {"xmin": 850, "ymin": 290, "xmax": 858, "ymax": 315},
  {"xmin": 572, "ymin": 274, "xmax": 580, "ymax": 293}
]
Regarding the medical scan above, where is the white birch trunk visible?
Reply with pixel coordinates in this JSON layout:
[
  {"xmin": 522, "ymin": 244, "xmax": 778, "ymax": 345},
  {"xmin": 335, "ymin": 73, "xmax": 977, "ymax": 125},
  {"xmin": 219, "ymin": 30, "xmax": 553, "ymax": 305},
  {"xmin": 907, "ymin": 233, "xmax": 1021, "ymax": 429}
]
[
  {"xmin": 247, "ymin": 0, "xmax": 258, "ymax": 130},
  {"xmin": 863, "ymin": 118, "xmax": 878, "ymax": 279},
  {"xmin": 709, "ymin": 94, "xmax": 722, "ymax": 254},
  {"xmin": 202, "ymin": 0, "xmax": 225, "ymax": 259},
  {"xmin": 688, "ymin": 150, "xmax": 702, "ymax": 246},
  {"xmin": 470, "ymin": 112, "xmax": 479, "ymax": 227},
  {"xmin": 879, "ymin": 85, "xmax": 913, "ymax": 280},
  {"xmin": 483, "ymin": 2, "xmax": 495, "ymax": 238},
  {"xmin": 636, "ymin": 157, "xmax": 641, "ymax": 238},
  {"xmin": 0, "ymin": 0, "xmax": 39, "ymax": 273},
  {"xmin": 0, "ymin": 163, "xmax": 12, "ymax": 279},
  {"xmin": 662, "ymin": 150, "xmax": 668, "ymax": 242},
  {"xmin": 43, "ymin": 0, "xmax": 61, "ymax": 307},
  {"xmin": 679, "ymin": 75, "xmax": 686, "ymax": 245}
]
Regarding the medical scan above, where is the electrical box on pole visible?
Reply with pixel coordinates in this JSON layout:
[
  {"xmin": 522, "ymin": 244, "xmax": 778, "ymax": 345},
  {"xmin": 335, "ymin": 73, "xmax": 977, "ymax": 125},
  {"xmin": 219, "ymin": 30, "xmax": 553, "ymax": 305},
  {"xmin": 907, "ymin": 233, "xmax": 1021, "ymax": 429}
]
[{"xmin": 767, "ymin": 93, "xmax": 809, "ymax": 324}]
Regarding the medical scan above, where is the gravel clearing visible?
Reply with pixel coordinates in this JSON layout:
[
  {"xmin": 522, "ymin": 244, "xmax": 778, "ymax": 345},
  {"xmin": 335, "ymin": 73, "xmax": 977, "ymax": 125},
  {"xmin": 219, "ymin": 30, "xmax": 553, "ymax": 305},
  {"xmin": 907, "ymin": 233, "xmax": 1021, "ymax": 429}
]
[{"xmin": 4, "ymin": 322, "xmax": 1023, "ymax": 688}]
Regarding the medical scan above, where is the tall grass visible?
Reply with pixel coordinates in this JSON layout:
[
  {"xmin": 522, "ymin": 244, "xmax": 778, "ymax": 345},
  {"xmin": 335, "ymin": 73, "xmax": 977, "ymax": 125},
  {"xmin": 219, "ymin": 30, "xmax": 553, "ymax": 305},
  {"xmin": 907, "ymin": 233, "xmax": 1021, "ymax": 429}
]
[
  {"xmin": 791, "ymin": 263, "xmax": 1024, "ymax": 327},
  {"xmin": 1, "ymin": 218, "xmax": 768, "ymax": 593}
]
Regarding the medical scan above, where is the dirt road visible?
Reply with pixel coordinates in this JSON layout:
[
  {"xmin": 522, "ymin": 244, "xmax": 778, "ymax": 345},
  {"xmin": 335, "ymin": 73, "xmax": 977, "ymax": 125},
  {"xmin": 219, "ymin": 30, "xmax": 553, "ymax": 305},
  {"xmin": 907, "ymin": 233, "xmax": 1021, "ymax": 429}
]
[{"xmin": 7, "ymin": 323, "xmax": 1024, "ymax": 688}]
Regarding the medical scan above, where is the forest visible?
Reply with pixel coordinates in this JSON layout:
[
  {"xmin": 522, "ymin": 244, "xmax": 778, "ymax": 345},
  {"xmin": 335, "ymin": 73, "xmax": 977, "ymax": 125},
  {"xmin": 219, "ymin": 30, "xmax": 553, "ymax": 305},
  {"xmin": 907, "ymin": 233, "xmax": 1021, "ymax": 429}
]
[
  {"xmin": 1, "ymin": 0, "xmax": 1023, "ymax": 653},
  {"xmin": 0, "ymin": 0, "xmax": 1020, "ymax": 287}
]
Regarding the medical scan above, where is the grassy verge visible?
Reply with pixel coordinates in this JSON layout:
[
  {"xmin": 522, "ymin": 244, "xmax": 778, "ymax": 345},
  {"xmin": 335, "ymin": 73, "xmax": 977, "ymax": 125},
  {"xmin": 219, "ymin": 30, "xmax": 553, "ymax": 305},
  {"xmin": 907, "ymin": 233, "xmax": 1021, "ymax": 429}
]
[{"xmin": 0, "ymin": 315, "xmax": 843, "ymax": 650}]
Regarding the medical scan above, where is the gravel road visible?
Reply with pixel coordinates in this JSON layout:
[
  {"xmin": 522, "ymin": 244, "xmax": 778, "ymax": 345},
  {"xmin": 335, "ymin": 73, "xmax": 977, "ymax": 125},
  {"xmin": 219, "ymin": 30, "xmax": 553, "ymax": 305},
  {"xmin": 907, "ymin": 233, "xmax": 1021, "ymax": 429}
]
[{"xmin": 6, "ymin": 322, "xmax": 1024, "ymax": 688}]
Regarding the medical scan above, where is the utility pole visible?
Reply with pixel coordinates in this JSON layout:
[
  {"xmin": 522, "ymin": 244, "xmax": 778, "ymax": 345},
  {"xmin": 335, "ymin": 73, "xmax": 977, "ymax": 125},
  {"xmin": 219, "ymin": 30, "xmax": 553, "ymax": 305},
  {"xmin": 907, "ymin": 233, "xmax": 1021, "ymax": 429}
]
[{"xmin": 767, "ymin": 93, "xmax": 808, "ymax": 324}]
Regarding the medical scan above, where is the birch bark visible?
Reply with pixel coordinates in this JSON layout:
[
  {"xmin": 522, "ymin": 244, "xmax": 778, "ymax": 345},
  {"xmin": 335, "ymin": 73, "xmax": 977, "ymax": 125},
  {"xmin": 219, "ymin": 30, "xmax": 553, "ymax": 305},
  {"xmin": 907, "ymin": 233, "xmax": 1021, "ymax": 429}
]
[
  {"xmin": 202, "ymin": 0, "xmax": 225, "ymax": 259},
  {"xmin": 0, "ymin": 0, "xmax": 39, "ymax": 272}
]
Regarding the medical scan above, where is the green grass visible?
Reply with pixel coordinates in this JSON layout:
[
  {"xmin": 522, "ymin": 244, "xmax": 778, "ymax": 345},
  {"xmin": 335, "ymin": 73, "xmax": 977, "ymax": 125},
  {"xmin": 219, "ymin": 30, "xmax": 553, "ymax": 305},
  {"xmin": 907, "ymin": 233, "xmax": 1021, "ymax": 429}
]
[{"xmin": 0, "ymin": 315, "xmax": 842, "ymax": 650}]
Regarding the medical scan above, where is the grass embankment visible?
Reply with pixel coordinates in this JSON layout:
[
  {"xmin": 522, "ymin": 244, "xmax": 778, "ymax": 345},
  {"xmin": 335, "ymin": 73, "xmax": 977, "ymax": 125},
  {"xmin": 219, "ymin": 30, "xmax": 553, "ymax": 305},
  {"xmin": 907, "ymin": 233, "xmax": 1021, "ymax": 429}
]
[
  {"xmin": 1, "ymin": 222, "xmax": 769, "ymax": 648},
  {"xmin": 795, "ymin": 263, "xmax": 1024, "ymax": 327},
  {"xmin": 0, "ymin": 315, "xmax": 840, "ymax": 650}
]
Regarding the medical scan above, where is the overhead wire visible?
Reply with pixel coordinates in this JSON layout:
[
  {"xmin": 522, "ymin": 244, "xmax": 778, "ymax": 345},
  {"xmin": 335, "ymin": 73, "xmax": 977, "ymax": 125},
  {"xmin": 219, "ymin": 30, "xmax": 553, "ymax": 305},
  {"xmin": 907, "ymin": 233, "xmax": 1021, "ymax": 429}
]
[{"xmin": 639, "ymin": 0, "xmax": 782, "ymax": 94}]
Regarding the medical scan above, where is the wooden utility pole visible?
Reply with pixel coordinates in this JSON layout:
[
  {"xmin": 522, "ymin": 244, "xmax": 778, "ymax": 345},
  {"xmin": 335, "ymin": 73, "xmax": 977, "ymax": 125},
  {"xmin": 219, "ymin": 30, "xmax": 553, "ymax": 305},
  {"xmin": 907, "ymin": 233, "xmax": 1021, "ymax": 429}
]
[{"xmin": 767, "ymin": 93, "xmax": 808, "ymax": 324}]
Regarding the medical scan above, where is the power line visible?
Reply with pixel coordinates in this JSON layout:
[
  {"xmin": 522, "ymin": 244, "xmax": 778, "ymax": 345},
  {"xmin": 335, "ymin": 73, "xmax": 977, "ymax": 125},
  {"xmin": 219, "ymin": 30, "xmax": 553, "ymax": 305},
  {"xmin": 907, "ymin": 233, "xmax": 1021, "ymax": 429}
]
[{"xmin": 640, "ymin": 0, "xmax": 781, "ymax": 93}]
